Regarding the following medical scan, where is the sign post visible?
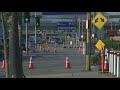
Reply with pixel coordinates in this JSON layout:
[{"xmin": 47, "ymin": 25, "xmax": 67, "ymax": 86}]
[
  {"xmin": 92, "ymin": 12, "xmax": 108, "ymax": 73},
  {"xmin": 95, "ymin": 40, "xmax": 105, "ymax": 73}
]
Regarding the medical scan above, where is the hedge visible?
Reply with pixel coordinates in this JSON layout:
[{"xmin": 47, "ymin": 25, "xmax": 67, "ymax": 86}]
[{"xmin": 95, "ymin": 39, "xmax": 120, "ymax": 50}]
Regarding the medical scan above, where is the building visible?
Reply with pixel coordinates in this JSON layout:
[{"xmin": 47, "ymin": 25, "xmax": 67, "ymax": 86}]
[{"xmin": 1, "ymin": 12, "xmax": 120, "ymax": 41}]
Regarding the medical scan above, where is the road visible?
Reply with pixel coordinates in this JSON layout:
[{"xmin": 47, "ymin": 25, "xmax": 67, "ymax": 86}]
[
  {"xmin": 23, "ymin": 44, "xmax": 86, "ymax": 76},
  {"xmin": 0, "ymin": 44, "xmax": 86, "ymax": 77}
]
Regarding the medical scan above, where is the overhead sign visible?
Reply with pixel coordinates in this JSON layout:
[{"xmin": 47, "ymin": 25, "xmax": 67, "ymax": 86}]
[
  {"xmin": 92, "ymin": 12, "xmax": 108, "ymax": 30},
  {"xmin": 57, "ymin": 22, "xmax": 77, "ymax": 27},
  {"xmin": 95, "ymin": 40, "xmax": 105, "ymax": 51}
]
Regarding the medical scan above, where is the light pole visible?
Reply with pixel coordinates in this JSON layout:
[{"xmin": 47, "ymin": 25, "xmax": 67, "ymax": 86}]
[
  {"xmin": 35, "ymin": 12, "xmax": 37, "ymax": 50},
  {"xmin": 81, "ymin": 18, "xmax": 84, "ymax": 45},
  {"xmin": 78, "ymin": 18, "xmax": 81, "ymax": 44},
  {"xmin": 25, "ymin": 19, "xmax": 28, "ymax": 55}
]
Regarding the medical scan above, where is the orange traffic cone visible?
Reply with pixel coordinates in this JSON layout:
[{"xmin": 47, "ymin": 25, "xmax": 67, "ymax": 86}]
[
  {"xmin": 78, "ymin": 47, "xmax": 80, "ymax": 53},
  {"xmin": 2, "ymin": 59, "xmax": 6, "ymax": 69},
  {"xmin": 104, "ymin": 55, "xmax": 109, "ymax": 71},
  {"xmin": 29, "ymin": 57, "xmax": 33, "ymax": 69},
  {"xmin": 65, "ymin": 57, "xmax": 70, "ymax": 69}
]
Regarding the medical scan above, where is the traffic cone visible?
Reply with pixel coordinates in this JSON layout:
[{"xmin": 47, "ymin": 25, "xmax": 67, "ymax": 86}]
[
  {"xmin": 104, "ymin": 55, "xmax": 109, "ymax": 71},
  {"xmin": 65, "ymin": 57, "xmax": 70, "ymax": 69},
  {"xmin": 29, "ymin": 57, "xmax": 33, "ymax": 69},
  {"xmin": 2, "ymin": 59, "xmax": 6, "ymax": 69}
]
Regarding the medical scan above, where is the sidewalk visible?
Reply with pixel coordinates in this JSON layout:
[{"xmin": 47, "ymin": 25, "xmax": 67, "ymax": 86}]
[
  {"xmin": 26, "ymin": 71, "xmax": 117, "ymax": 78},
  {"xmin": 26, "ymin": 66, "xmax": 118, "ymax": 78}
]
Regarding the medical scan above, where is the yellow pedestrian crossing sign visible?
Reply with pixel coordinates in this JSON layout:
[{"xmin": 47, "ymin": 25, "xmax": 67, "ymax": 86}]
[
  {"xmin": 92, "ymin": 12, "xmax": 108, "ymax": 30},
  {"xmin": 95, "ymin": 40, "xmax": 105, "ymax": 51}
]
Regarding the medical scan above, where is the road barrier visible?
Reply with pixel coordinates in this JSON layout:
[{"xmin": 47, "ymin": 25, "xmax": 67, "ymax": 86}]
[
  {"xmin": 117, "ymin": 53, "xmax": 120, "ymax": 77},
  {"xmin": 113, "ymin": 52, "xmax": 117, "ymax": 75},
  {"xmin": 107, "ymin": 50, "xmax": 120, "ymax": 78}
]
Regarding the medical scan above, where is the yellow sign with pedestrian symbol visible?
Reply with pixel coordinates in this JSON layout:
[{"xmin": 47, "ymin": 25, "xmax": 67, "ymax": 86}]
[
  {"xmin": 95, "ymin": 40, "xmax": 105, "ymax": 51},
  {"xmin": 92, "ymin": 12, "xmax": 108, "ymax": 30}
]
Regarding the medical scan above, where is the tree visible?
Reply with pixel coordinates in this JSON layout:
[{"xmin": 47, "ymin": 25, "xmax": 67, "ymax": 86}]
[
  {"xmin": 9, "ymin": 12, "xmax": 23, "ymax": 78},
  {"xmin": 18, "ymin": 12, "xmax": 25, "ymax": 78},
  {"xmin": 0, "ymin": 12, "xmax": 11, "ymax": 78}
]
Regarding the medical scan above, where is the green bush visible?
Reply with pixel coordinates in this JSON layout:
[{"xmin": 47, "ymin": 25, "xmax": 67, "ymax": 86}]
[
  {"xmin": 103, "ymin": 40, "xmax": 120, "ymax": 50},
  {"xmin": 95, "ymin": 39, "xmax": 120, "ymax": 50},
  {"xmin": 91, "ymin": 53, "xmax": 101, "ymax": 66}
]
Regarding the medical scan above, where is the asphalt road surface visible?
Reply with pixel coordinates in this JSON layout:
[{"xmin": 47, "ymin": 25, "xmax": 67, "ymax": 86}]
[
  {"xmin": 23, "ymin": 44, "xmax": 86, "ymax": 76},
  {"xmin": 0, "ymin": 44, "xmax": 86, "ymax": 77}
]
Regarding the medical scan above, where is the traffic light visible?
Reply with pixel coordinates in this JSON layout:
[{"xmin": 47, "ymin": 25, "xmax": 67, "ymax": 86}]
[
  {"xmin": 24, "ymin": 12, "xmax": 30, "ymax": 23},
  {"xmin": 36, "ymin": 17, "xmax": 40, "ymax": 27}
]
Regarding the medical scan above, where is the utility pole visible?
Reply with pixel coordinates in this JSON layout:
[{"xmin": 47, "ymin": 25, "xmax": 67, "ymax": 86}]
[
  {"xmin": 86, "ymin": 12, "xmax": 91, "ymax": 71},
  {"xmin": 35, "ymin": 12, "xmax": 37, "ymax": 50}
]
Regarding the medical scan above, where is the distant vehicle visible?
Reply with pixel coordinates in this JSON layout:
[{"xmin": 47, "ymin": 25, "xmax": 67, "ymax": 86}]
[
  {"xmin": 107, "ymin": 30, "xmax": 118, "ymax": 36},
  {"xmin": 50, "ymin": 39, "xmax": 55, "ymax": 44}
]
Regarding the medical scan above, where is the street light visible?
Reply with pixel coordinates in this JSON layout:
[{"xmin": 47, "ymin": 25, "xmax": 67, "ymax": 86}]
[
  {"xmin": 35, "ymin": 12, "xmax": 37, "ymax": 50},
  {"xmin": 24, "ymin": 12, "xmax": 30, "ymax": 55},
  {"xmin": 25, "ymin": 18, "xmax": 28, "ymax": 55}
]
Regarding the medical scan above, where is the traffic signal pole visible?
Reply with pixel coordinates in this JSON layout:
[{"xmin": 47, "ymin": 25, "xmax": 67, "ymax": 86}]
[{"xmin": 86, "ymin": 12, "xmax": 91, "ymax": 71}]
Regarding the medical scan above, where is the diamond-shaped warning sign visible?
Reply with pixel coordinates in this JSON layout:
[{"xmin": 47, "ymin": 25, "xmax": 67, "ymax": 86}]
[
  {"xmin": 95, "ymin": 40, "xmax": 105, "ymax": 51},
  {"xmin": 92, "ymin": 12, "xmax": 108, "ymax": 30}
]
